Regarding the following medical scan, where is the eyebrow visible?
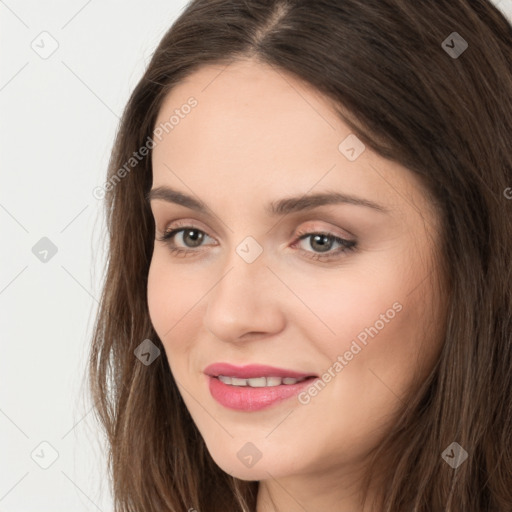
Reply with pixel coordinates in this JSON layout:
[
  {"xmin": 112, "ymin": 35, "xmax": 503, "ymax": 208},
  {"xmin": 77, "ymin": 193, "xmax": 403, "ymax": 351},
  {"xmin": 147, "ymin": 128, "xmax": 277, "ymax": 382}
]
[{"xmin": 146, "ymin": 186, "xmax": 390, "ymax": 216}]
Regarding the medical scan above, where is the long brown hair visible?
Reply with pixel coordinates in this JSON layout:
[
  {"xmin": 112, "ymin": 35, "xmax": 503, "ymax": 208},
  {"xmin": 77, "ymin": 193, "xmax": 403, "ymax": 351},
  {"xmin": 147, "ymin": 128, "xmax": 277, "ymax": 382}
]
[{"xmin": 88, "ymin": 1, "xmax": 512, "ymax": 510}]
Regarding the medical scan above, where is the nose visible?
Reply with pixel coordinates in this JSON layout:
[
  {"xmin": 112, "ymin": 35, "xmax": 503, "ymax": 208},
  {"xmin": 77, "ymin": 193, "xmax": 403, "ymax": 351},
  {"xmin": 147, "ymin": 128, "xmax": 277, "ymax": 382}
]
[{"xmin": 203, "ymin": 252, "xmax": 286, "ymax": 343}]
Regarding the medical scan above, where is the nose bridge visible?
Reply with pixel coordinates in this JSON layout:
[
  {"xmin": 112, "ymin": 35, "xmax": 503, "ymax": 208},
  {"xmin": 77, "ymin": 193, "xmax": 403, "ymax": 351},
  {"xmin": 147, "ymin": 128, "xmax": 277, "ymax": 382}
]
[
  {"xmin": 203, "ymin": 239, "xmax": 285, "ymax": 341},
  {"xmin": 216, "ymin": 233, "xmax": 269, "ymax": 298},
  {"xmin": 209, "ymin": 240, "xmax": 268, "ymax": 315}
]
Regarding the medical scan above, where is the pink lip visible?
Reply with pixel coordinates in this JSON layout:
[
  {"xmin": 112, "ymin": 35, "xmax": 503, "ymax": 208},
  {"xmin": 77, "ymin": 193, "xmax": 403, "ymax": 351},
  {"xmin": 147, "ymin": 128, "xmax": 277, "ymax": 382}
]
[
  {"xmin": 203, "ymin": 363, "xmax": 318, "ymax": 412},
  {"xmin": 203, "ymin": 363, "xmax": 317, "ymax": 379},
  {"xmin": 206, "ymin": 375, "xmax": 316, "ymax": 411}
]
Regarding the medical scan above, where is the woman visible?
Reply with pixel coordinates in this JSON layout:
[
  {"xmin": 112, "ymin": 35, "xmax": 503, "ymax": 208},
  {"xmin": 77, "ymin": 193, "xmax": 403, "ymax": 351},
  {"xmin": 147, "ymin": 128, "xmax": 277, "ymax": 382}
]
[{"xmin": 88, "ymin": 1, "xmax": 512, "ymax": 510}]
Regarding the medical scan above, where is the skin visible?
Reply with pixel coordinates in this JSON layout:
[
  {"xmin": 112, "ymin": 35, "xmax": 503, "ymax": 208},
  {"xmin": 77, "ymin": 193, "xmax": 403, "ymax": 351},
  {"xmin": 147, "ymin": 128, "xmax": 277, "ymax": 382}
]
[{"xmin": 147, "ymin": 58, "xmax": 446, "ymax": 512}]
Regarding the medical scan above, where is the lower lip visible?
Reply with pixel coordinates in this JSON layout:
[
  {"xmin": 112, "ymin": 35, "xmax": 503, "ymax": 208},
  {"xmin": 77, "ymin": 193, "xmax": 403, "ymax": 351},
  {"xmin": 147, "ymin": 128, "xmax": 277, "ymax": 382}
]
[{"xmin": 207, "ymin": 375, "xmax": 317, "ymax": 411}]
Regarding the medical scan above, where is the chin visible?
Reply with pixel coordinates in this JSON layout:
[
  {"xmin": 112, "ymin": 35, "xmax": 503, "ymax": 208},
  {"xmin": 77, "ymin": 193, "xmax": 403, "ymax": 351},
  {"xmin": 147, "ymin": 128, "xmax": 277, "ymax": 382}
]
[{"xmin": 205, "ymin": 442, "xmax": 299, "ymax": 481}]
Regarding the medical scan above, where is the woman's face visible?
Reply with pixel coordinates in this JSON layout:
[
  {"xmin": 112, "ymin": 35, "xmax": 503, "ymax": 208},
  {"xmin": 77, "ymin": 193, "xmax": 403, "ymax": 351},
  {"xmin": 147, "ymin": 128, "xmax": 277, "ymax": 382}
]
[{"xmin": 147, "ymin": 59, "xmax": 445, "ymax": 484}]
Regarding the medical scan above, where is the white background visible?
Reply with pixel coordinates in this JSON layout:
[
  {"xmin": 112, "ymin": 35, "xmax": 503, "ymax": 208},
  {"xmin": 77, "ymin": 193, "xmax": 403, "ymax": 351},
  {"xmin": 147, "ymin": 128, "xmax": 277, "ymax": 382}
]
[{"xmin": 1, "ymin": 1, "xmax": 511, "ymax": 510}]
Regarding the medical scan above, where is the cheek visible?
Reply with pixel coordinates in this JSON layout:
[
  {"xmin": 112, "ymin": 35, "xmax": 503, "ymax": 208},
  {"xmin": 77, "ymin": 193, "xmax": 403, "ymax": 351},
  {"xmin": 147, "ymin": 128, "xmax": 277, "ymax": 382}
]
[
  {"xmin": 147, "ymin": 252, "xmax": 211, "ymax": 373},
  {"xmin": 147, "ymin": 254, "xmax": 196, "ymax": 343},
  {"xmin": 288, "ymin": 288, "xmax": 433, "ymax": 457},
  {"xmin": 289, "ymin": 265, "xmax": 406, "ymax": 352},
  {"xmin": 310, "ymin": 244, "xmax": 436, "ymax": 357},
  {"xmin": 296, "ymin": 262, "xmax": 437, "ymax": 396},
  {"xmin": 147, "ymin": 256, "xmax": 170, "ymax": 334}
]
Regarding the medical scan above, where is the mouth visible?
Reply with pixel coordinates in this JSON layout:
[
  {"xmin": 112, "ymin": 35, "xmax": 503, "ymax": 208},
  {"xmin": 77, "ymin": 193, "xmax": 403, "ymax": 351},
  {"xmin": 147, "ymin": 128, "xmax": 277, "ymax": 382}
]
[
  {"xmin": 215, "ymin": 375, "xmax": 311, "ymax": 387},
  {"xmin": 204, "ymin": 362, "xmax": 319, "ymax": 411},
  {"xmin": 204, "ymin": 362, "xmax": 318, "ymax": 380}
]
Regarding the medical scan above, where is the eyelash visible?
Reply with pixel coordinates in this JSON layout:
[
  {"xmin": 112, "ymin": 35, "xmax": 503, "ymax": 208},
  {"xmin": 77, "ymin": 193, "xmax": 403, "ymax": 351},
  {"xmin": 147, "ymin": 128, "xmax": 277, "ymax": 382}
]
[{"xmin": 156, "ymin": 222, "xmax": 357, "ymax": 262}]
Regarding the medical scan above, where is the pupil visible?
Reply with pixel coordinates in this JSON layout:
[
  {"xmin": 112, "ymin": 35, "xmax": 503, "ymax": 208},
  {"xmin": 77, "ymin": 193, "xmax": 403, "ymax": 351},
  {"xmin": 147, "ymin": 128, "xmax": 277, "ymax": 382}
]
[
  {"xmin": 311, "ymin": 234, "xmax": 332, "ymax": 253},
  {"xmin": 185, "ymin": 229, "xmax": 203, "ymax": 247}
]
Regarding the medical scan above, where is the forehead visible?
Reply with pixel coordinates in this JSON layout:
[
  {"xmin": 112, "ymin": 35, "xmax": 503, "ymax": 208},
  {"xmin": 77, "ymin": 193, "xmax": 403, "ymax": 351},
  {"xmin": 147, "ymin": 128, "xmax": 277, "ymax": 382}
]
[
  {"xmin": 151, "ymin": 59, "xmax": 430, "ymax": 220},
  {"xmin": 153, "ymin": 58, "xmax": 344, "ymax": 161}
]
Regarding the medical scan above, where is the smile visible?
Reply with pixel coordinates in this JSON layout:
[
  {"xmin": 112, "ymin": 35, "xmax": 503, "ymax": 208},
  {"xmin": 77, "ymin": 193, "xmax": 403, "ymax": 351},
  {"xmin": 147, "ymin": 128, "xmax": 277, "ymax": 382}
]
[
  {"xmin": 217, "ymin": 375, "xmax": 308, "ymax": 386},
  {"xmin": 203, "ymin": 362, "xmax": 319, "ymax": 411}
]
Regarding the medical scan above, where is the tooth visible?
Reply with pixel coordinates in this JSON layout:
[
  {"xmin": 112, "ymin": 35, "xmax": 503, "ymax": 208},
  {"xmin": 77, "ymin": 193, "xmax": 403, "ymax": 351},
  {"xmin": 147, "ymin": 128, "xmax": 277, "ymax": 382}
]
[
  {"xmin": 247, "ymin": 377, "xmax": 267, "ymax": 387},
  {"xmin": 283, "ymin": 377, "xmax": 305, "ymax": 385},
  {"xmin": 266, "ymin": 377, "xmax": 282, "ymax": 387},
  {"xmin": 217, "ymin": 375, "xmax": 308, "ymax": 387}
]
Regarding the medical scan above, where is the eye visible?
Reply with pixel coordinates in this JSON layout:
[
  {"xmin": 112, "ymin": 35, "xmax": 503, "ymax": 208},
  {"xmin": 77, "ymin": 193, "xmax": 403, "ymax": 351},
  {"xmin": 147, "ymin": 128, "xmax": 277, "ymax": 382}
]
[
  {"xmin": 156, "ymin": 224, "xmax": 215, "ymax": 257},
  {"xmin": 292, "ymin": 230, "xmax": 357, "ymax": 261},
  {"xmin": 156, "ymin": 223, "xmax": 357, "ymax": 261}
]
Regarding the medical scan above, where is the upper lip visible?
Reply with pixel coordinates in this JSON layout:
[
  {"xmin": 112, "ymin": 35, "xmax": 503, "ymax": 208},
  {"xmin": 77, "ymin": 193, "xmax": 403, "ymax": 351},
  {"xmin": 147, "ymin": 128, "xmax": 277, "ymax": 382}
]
[{"xmin": 204, "ymin": 362, "xmax": 317, "ymax": 379}]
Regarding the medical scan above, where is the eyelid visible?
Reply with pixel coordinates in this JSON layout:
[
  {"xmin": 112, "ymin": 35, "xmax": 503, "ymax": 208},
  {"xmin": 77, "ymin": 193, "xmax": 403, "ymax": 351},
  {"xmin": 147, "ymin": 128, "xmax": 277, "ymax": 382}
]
[
  {"xmin": 158, "ymin": 220, "xmax": 353, "ymax": 245},
  {"xmin": 294, "ymin": 220, "xmax": 355, "ymax": 241},
  {"xmin": 156, "ymin": 219, "xmax": 358, "ymax": 263},
  {"xmin": 157, "ymin": 218, "xmax": 216, "ymax": 239},
  {"xmin": 158, "ymin": 217, "xmax": 353, "ymax": 238}
]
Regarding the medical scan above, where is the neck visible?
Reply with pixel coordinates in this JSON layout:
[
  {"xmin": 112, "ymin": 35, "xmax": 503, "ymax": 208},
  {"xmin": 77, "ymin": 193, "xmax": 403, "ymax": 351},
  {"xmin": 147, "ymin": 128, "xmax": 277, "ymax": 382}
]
[{"xmin": 255, "ymin": 464, "xmax": 382, "ymax": 512}]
